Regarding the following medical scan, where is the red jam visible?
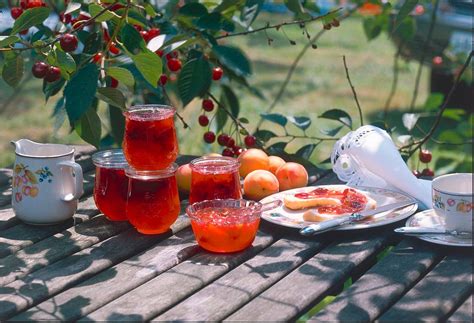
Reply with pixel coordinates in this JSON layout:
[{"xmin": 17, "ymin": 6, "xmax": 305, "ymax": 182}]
[
  {"xmin": 190, "ymin": 207, "xmax": 259, "ymax": 253},
  {"xmin": 92, "ymin": 149, "xmax": 128, "ymax": 221},
  {"xmin": 123, "ymin": 105, "xmax": 179, "ymax": 170},
  {"xmin": 296, "ymin": 188, "xmax": 368, "ymax": 215},
  {"xmin": 126, "ymin": 165, "xmax": 180, "ymax": 234},
  {"xmin": 189, "ymin": 157, "xmax": 242, "ymax": 204}
]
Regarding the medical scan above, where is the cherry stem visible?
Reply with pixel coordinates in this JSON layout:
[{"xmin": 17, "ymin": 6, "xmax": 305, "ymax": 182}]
[{"xmin": 342, "ymin": 55, "xmax": 364, "ymax": 126}]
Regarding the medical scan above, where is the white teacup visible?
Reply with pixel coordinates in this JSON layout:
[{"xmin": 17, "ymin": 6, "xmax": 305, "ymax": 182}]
[{"xmin": 432, "ymin": 173, "xmax": 473, "ymax": 232}]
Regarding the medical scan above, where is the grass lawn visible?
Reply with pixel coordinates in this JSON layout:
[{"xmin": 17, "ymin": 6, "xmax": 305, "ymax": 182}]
[{"xmin": 2, "ymin": 13, "xmax": 455, "ymax": 171}]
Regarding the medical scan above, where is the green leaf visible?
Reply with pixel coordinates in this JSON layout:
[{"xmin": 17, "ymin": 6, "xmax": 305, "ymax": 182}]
[
  {"xmin": 438, "ymin": 129, "xmax": 463, "ymax": 142},
  {"xmin": 52, "ymin": 97, "xmax": 66, "ymax": 133},
  {"xmin": 213, "ymin": 45, "xmax": 251, "ymax": 77},
  {"xmin": 215, "ymin": 105, "xmax": 228, "ymax": 133},
  {"xmin": 88, "ymin": 4, "xmax": 118, "ymax": 22},
  {"xmin": 239, "ymin": 117, "xmax": 249, "ymax": 124},
  {"xmin": 363, "ymin": 16, "xmax": 387, "ymax": 41},
  {"xmin": 43, "ymin": 79, "xmax": 66, "ymax": 102},
  {"xmin": 288, "ymin": 116, "xmax": 311, "ymax": 131},
  {"xmin": 319, "ymin": 109, "xmax": 352, "ymax": 129},
  {"xmin": 56, "ymin": 49, "xmax": 76, "ymax": 77},
  {"xmin": 424, "ymin": 92, "xmax": 444, "ymax": 111},
  {"xmin": 285, "ymin": 0, "xmax": 310, "ymax": 19},
  {"xmin": 240, "ymin": 0, "xmax": 264, "ymax": 27},
  {"xmin": 65, "ymin": 2, "xmax": 81, "ymax": 15},
  {"xmin": 177, "ymin": 58, "xmax": 212, "ymax": 106},
  {"xmin": 443, "ymin": 109, "xmax": 465, "ymax": 121},
  {"xmin": 214, "ymin": 0, "xmax": 243, "ymax": 13},
  {"xmin": 81, "ymin": 32, "xmax": 101, "ymax": 61},
  {"xmin": 74, "ymin": 108, "xmax": 102, "ymax": 148},
  {"xmin": 393, "ymin": 16, "xmax": 415, "ymax": 41},
  {"xmin": 109, "ymin": 105, "xmax": 125, "ymax": 145},
  {"xmin": 64, "ymin": 63, "xmax": 100, "ymax": 123},
  {"xmin": 0, "ymin": 36, "xmax": 20, "ymax": 48},
  {"xmin": 96, "ymin": 87, "xmax": 126, "ymax": 109},
  {"xmin": 121, "ymin": 23, "xmax": 147, "ymax": 55},
  {"xmin": 254, "ymin": 129, "xmax": 277, "ymax": 142},
  {"xmin": 221, "ymin": 85, "xmax": 240, "ymax": 118},
  {"xmin": 106, "ymin": 67, "xmax": 135, "ymax": 87},
  {"xmin": 320, "ymin": 125, "xmax": 343, "ymax": 137},
  {"xmin": 2, "ymin": 54, "xmax": 23, "ymax": 87},
  {"xmin": 394, "ymin": 0, "xmax": 418, "ymax": 31},
  {"xmin": 144, "ymin": 3, "xmax": 158, "ymax": 17},
  {"xmin": 116, "ymin": 8, "xmax": 148, "ymax": 27},
  {"xmin": 11, "ymin": 7, "xmax": 51, "ymax": 35},
  {"xmin": 260, "ymin": 113, "xmax": 288, "ymax": 127},
  {"xmin": 130, "ymin": 49, "xmax": 162, "ymax": 87},
  {"xmin": 179, "ymin": 2, "xmax": 208, "ymax": 17},
  {"xmin": 196, "ymin": 12, "xmax": 223, "ymax": 30},
  {"xmin": 267, "ymin": 142, "xmax": 287, "ymax": 155},
  {"xmin": 296, "ymin": 144, "xmax": 317, "ymax": 160}
]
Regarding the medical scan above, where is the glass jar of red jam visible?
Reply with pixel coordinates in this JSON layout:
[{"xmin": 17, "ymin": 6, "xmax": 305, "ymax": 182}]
[
  {"xmin": 123, "ymin": 105, "xmax": 179, "ymax": 170},
  {"xmin": 92, "ymin": 149, "xmax": 129, "ymax": 221},
  {"xmin": 189, "ymin": 156, "xmax": 242, "ymax": 204},
  {"xmin": 125, "ymin": 164, "xmax": 180, "ymax": 235}
]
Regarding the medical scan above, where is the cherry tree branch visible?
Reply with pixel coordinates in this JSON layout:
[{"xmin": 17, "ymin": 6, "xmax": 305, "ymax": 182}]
[
  {"xmin": 215, "ymin": 8, "xmax": 342, "ymax": 40},
  {"xmin": 383, "ymin": 42, "xmax": 403, "ymax": 120},
  {"xmin": 207, "ymin": 91, "xmax": 249, "ymax": 133},
  {"xmin": 401, "ymin": 51, "xmax": 473, "ymax": 155},
  {"xmin": 342, "ymin": 55, "xmax": 364, "ymax": 126}
]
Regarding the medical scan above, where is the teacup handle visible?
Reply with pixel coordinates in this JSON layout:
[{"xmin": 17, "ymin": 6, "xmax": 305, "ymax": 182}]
[{"xmin": 58, "ymin": 161, "xmax": 84, "ymax": 202}]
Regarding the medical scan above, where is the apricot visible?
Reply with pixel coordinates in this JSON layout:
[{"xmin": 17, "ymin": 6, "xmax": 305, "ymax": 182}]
[
  {"xmin": 176, "ymin": 164, "xmax": 192, "ymax": 193},
  {"xmin": 275, "ymin": 162, "xmax": 308, "ymax": 191},
  {"xmin": 243, "ymin": 170, "xmax": 279, "ymax": 201},
  {"xmin": 29, "ymin": 186, "xmax": 39, "ymax": 197},
  {"xmin": 268, "ymin": 156, "xmax": 286, "ymax": 175},
  {"xmin": 239, "ymin": 149, "xmax": 270, "ymax": 178}
]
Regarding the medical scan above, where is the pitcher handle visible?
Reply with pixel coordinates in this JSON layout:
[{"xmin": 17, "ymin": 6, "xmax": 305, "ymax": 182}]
[{"xmin": 58, "ymin": 161, "xmax": 84, "ymax": 202}]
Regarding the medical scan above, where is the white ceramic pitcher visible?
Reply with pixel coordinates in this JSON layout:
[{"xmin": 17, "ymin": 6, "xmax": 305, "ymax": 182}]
[{"xmin": 11, "ymin": 139, "xmax": 84, "ymax": 224}]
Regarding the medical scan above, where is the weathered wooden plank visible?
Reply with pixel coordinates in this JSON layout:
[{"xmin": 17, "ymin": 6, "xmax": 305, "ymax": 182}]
[
  {"xmin": 0, "ymin": 189, "xmax": 99, "ymax": 259},
  {"xmin": 0, "ymin": 205, "xmax": 19, "ymax": 231},
  {"xmin": 313, "ymin": 239, "xmax": 444, "ymax": 322},
  {"xmin": 448, "ymin": 293, "xmax": 473, "ymax": 322},
  {"xmin": 11, "ymin": 228, "xmax": 199, "ymax": 321},
  {"xmin": 0, "ymin": 206, "xmax": 130, "ymax": 286},
  {"xmin": 225, "ymin": 232, "xmax": 395, "ymax": 321},
  {"xmin": 0, "ymin": 215, "xmax": 190, "ymax": 320},
  {"xmin": 80, "ymin": 231, "xmax": 278, "ymax": 321},
  {"xmin": 155, "ymin": 237, "xmax": 328, "ymax": 321},
  {"xmin": 379, "ymin": 254, "xmax": 473, "ymax": 322}
]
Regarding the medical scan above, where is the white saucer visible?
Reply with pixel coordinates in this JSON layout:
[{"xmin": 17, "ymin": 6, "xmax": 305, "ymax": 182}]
[{"xmin": 405, "ymin": 209, "xmax": 473, "ymax": 247}]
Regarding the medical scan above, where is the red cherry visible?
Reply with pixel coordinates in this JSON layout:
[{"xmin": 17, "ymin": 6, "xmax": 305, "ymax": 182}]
[
  {"xmin": 323, "ymin": 23, "xmax": 332, "ymax": 30},
  {"xmin": 412, "ymin": 170, "xmax": 421, "ymax": 178},
  {"xmin": 139, "ymin": 30, "xmax": 149, "ymax": 41},
  {"xmin": 217, "ymin": 134, "xmax": 230, "ymax": 146},
  {"xmin": 198, "ymin": 115, "xmax": 209, "ymax": 127},
  {"xmin": 19, "ymin": 29, "xmax": 29, "ymax": 35},
  {"xmin": 93, "ymin": 52, "xmax": 103, "ymax": 63},
  {"xmin": 212, "ymin": 67, "xmax": 223, "ymax": 81},
  {"xmin": 159, "ymin": 74, "xmax": 168, "ymax": 86},
  {"xmin": 59, "ymin": 12, "xmax": 72, "ymax": 24},
  {"xmin": 20, "ymin": 0, "xmax": 28, "ymax": 9},
  {"xmin": 222, "ymin": 148, "xmax": 234, "ymax": 157},
  {"xmin": 103, "ymin": 29, "xmax": 111, "ymax": 42},
  {"xmin": 233, "ymin": 145, "xmax": 244, "ymax": 156},
  {"xmin": 155, "ymin": 49, "xmax": 164, "ymax": 57},
  {"xmin": 60, "ymin": 34, "xmax": 78, "ymax": 52},
  {"xmin": 166, "ymin": 51, "xmax": 178, "ymax": 59},
  {"xmin": 109, "ymin": 43, "xmax": 120, "ymax": 55},
  {"xmin": 133, "ymin": 25, "xmax": 143, "ymax": 31},
  {"xmin": 202, "ymin": 99, "xmax": 214, "ymax": 112},
  {"xmin": 432, "ymin": 56, "xmax": 443, "ymax": 66},
  {"xmin": 203, "ymin": 131, "xmax": 216, "ymax": 144},
  {"xmin": 421, "ymin": 168, "xmax": 435, "ymax": 177},
  {"xmin": 110, "ymin": 3, "xmax": 125, "ymax": 11},
  {"xmin": 419, "ymin": 149, "xmax": 432, "ymax": 163},
  {"xmin": 414, "ymin": 4, "xmax": 425, "ymax": 15},
  {"xmin": 147, "ymin": 28, "xmax": 160, "ymax": 40},
  {"xmin": 11, "ymin": 7, "xmax": 23, "ymax": 20},
  {"xmin": 110, "ymin": 77, "xmax": 119, "ymax": 88},
  {"xmin": 44, "ymin": 66, "xmax": 61, "ymax": 82},
  {"xmin": 26, "ymin": 0, "xmax": 44, "ymax": 9},
  {"xmin": 244, "ymin": 135, "xmax": 256, "ymax": 147},
  {"xmin": 226, "ymin": 138, "xmax": 235, "ymax": 148},
  {"xmin": 31, "ymin": 61, "xmax": 49, "ymax": 79},
  {"xmin": 167, "ymin": 58, "xmax": 182, "ymax": 72}
]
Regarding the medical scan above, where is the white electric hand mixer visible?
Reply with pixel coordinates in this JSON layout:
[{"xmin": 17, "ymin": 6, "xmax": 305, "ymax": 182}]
[{"xmin": 331, "ymin": 125, "xmax": 431, "ymax": 208}]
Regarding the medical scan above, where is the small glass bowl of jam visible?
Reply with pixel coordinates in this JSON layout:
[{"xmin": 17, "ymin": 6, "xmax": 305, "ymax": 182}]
[
  {"xmin": 92, "ymin": 149, "xmax": 129, "ymax": 221},
  {"xmin": 186, "ymin": 199, "xmax": 281, "ymax": 253}
]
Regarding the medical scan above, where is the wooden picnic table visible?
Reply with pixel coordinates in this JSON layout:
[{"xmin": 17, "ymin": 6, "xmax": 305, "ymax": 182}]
[{"xmin": 0, "ymin": 146, "xmax": 472, "ymax": 322}]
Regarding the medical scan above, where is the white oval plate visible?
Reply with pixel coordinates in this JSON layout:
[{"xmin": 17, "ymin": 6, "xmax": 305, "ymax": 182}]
[
  {"xmin": 405, "ymin": 209, "xmax": 473, "ymax": 247},
  {"xmin": 260, "ymin": 185, "xmax": 418, "ymax": 230}
]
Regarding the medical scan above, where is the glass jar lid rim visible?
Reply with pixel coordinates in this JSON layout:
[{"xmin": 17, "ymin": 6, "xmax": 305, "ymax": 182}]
[
  {"xmin": 125, "ymin": 163, "xmax": 178, "ymax": 179},
  {"xmin": 92, "ymin": 149, "xmax": 128, "ymax": 168}
]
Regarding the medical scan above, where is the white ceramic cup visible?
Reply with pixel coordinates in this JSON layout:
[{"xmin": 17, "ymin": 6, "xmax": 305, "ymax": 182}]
[{"xmin": 432, "ymin": 173, "xmax": 473, "ymax": 232}]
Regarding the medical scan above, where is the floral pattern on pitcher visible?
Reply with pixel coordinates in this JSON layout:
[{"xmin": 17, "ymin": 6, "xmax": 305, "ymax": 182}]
[
  {"xmin": 433, "ymin": 193, "xmax": 472, "ymax": 214},
  {"xmin": 12, "ymin": 163, "xmax": 53, "ymax": 203},
  {"xmin": 432, "ymin": 193, "xmax": 445, "ymax": 210}
]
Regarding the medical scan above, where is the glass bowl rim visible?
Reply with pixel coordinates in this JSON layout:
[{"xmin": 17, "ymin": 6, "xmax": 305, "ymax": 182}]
[
  {"xmin": 92, "ymin": 149, "xmax": 128, "ymax": 168},
  {"xmin": 186, "ymin": 198, "xmax": 263, "ymax": 222},
  {"xmin": 123, "ymin": 104, "xmax": 176, "ymax": 119},
  {"xmin": 189, "ymin": 156, "xmax": 240, "ymax": 173}
]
